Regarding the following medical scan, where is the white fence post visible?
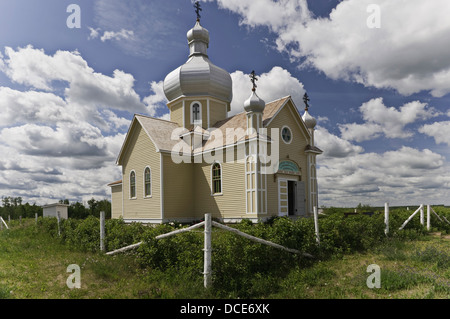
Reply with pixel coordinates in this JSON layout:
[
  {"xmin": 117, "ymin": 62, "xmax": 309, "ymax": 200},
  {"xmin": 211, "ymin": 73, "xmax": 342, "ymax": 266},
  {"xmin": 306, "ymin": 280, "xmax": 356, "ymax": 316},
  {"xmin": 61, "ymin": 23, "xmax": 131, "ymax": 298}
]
[
  {"xmin": 313, "ymin": 206, "xmax": 320, "ymax": 245},
  {"xmin": 420, "ymin": 205, "xmax": 424, "ymax": 226},
  {"xmin": 100, "ymin": 211, "xmax": 105, "ymax": 252},
  {"xmin": 35, "ymin": 213, "xmax": 38, "ymax": 225},
  {"xmin": 57, "ymin": 211, "xmax": 61, "ymax": 236},
  {"xmin": 204, "ymin": 213, "xmax": 212, "ymax": 289},
  {"xmin": 384, "ymin": 202, "xmax": 389, "ymax": 236},
  {"xmin": 427, "ymin": 204, "xmax": 431, "ymax": 231}
]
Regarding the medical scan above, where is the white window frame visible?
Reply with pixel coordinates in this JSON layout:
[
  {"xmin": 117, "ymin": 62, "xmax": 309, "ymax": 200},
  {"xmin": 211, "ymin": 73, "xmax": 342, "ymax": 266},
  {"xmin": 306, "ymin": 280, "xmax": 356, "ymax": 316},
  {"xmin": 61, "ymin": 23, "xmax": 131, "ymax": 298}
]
[
  {"xmin": 245, "ymin": 155, "xmax": 257, "ymax": 214},
  {"xmin": 210, "ymin": 161, "xmax": 223, "ymax": 196},
  {"xmin": 190, "ymin": 101, "xmax": 202, "ymax": 125},
  {"xmin": 129, "ymin": 170, "xmax": 137, "ymax": 200},
  {"xmin": 143, "ymin": 166, "xmax": 152, "ymax": 198},
  {"xmin": 281, "ymin": 125, "xmax": 293, "ymax": 144}
]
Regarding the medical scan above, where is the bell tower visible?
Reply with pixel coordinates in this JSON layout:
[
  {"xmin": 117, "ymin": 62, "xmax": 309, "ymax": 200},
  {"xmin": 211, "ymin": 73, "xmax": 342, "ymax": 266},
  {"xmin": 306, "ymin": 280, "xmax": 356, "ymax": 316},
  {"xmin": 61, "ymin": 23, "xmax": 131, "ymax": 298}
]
[{"xmin": 163, "ymin": 1, "xmax": 233, "ymax": 130}]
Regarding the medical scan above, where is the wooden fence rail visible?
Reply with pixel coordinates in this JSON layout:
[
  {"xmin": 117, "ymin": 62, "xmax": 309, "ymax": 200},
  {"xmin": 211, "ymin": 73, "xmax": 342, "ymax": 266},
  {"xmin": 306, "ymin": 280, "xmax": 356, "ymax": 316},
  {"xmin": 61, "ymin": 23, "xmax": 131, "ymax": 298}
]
[
  {"xmin": 0, "ymin": 216, "xmax": 9, "ymax": 230},
  {"xmin": 106, "ymin": 213, "xmax": 316, "ymax": 288}
]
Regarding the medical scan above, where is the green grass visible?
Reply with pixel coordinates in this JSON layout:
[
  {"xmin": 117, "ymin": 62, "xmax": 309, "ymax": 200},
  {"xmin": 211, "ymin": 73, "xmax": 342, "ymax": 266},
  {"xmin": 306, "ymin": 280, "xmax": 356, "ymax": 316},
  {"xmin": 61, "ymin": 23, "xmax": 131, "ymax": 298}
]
[{"xmin": 0, "ymin": 219, "xmax": 448, "ymax": 299}]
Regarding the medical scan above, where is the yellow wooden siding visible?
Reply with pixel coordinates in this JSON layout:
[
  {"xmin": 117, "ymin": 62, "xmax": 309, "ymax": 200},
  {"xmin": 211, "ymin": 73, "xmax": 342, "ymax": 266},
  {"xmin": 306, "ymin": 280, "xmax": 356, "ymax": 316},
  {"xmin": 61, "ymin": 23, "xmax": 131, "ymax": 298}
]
[
  {"xmin": 162, "ymin": 154, "xmax": 194, "ymax": 220},
  {"xmin": 193, "ymin": 159, "xmax": 247, "ymax": 220},
  {"xmin": 111, "ymin": 184, "xmax": 122, "ymax": 219},
  {"xmin": 169, "ymin": 101, "xmax": 183, "ymax": 127},
  {"xmin": 267, "ymin": 101, "xmax": 309, "ymax": 216},
  {"xmin": 121, "ymin": 124, "xmax": 161, "ymax": 219},
  {"xmin": 209, "ymin": 99, "xmax": 227, "ymax": 127}
]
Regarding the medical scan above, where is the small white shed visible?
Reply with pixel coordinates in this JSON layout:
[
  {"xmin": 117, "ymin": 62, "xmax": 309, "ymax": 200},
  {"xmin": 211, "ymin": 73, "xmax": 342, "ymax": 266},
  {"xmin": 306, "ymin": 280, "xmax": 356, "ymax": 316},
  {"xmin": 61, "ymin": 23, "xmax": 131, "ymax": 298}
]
[{"xmin": 42, "ymin": 203, "xmax": 69, "ymax": 220}]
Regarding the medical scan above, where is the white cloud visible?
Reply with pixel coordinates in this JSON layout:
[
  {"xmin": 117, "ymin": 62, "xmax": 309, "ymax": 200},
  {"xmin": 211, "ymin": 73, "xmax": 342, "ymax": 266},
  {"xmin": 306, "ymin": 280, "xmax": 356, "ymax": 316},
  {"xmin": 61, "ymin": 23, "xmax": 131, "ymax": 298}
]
[
  {"xmin": 315, "ymin": 126, "xmax": 363, "ymax": 158},
  {"xmin": 0, "ymin": 87, "xmax": 74, "ymax": 127},
  {"xmin": 419, "ymin": 121, "xmax": 450, "ymax": 146},
  {"xmin": 317, "ymin": 145, "xmax": 449, "ymax": 207},
  {"xmin": 100, "ymin": 29, "xmax": 134, "ymax": 42},
  {"xmin": 213, "ymin": 0, "xmax": 450, "ymax": 97},
  {"xmin": 0, "ymin": 46, "xmax": 142, "ymax": 204},
  {"xmin": 1, "ymin": 46, "xmax": 146, "ymax": 113},
  {"xmin": 142, "ymin": 80, "xmax": 168, "ymax": 117},
  {"xmin": 339, "ymin": 98, "xmax": 438, "ymax": 142},
  {"xmin": 211, "ymin": 0, "xmax": 310, "ymax": 32},
  {"xmin": 229, "ymin": 66, "xmax": 305, "ymax": 115},
  {"xmin": 88, "ymin": 27, "xmax": 101, "ymax": 40}
]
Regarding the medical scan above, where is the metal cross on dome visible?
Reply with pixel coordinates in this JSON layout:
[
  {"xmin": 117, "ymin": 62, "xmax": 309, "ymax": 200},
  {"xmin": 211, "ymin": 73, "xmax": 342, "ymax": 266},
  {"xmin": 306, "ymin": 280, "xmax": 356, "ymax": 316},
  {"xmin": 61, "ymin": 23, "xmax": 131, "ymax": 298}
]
[
  {"xmin": 250, "ymin": 70, "xmax": 258, "ymax": 92},
  {"xmin": 303, "ymin": 93, "xmax": 310, "ymax": 110},
  {"xmin": 194, "ymin": 1, "xmax": 202, "ymax": 21}
]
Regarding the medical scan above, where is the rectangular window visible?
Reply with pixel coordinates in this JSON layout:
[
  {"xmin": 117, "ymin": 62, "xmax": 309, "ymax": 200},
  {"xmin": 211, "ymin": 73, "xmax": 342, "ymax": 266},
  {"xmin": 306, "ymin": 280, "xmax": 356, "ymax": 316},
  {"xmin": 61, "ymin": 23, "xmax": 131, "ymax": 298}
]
[
  {"xmin": 212, "ymin": 163, "xmax": 222, "ymax": 194},
  {"xmin": 130, "ymin": 171, "xmax": 136, "ymax": 199},
  {"xmin": 144, "ymin": 167, "xmax": 151, "ymax": 197}
]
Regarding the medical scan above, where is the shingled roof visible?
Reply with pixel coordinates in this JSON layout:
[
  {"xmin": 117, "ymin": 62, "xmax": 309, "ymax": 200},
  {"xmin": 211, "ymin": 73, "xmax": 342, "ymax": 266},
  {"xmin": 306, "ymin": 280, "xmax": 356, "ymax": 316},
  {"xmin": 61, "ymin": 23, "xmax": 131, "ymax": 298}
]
[{"xmin": 119, "ymin": 95, "xmax": 297, "ymax": 160}]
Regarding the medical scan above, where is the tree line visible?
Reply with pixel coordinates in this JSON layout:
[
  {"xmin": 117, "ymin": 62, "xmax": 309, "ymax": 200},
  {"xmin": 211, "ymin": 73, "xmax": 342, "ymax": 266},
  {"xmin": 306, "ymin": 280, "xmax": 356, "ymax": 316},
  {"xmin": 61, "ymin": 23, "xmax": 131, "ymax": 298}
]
[{"xmin": 0, "ymin": 196, "xmax": 111, "ymax": 220}]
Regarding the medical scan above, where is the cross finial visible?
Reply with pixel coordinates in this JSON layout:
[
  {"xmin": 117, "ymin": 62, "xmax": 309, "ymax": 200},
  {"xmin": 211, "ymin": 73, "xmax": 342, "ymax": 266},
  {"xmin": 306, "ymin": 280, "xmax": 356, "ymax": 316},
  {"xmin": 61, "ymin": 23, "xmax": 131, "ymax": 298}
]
[
  {"xmin": 250, "ymin": 70, "xmax": 258, "ymax": 92},
  {"xmin": 303, "ymin": 93, "xmax": 310, "ymax": 110},
  {"xmin": 194, "ymin": 1, "xmax": 202, "ymax": 21}
]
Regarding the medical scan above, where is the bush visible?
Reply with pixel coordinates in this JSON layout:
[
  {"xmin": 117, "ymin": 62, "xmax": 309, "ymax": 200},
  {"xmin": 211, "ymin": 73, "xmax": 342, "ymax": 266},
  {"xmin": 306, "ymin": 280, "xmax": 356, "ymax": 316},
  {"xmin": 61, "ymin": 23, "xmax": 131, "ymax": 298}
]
[{"xmin": 34, "ymin": 206, "xmax": 450, "ymax": 297}]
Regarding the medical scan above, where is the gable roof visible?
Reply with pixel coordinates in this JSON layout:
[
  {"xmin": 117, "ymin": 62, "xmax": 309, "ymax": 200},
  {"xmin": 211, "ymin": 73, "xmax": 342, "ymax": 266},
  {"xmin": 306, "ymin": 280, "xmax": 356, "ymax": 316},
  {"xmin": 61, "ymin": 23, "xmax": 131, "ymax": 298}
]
[
  {"xmin": 116, "ymin": 95, "xmax": 317, "ymax": 163},
  {"xmin": 116, "ymin": 115, "xmax": 182, "ymax": 165},
  {"xmin": 196, "ymin": 96, "xmax": 291, "ymax": 152}
]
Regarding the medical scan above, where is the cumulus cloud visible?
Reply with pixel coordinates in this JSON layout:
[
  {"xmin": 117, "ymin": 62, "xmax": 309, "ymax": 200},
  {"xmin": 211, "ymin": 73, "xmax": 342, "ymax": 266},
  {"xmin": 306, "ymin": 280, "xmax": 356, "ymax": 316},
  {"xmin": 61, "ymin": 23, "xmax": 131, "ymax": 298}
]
[
  {"xmin": 339, "ymin": 98, "xmax": 438, "ymax": 142},
  {"xmin": 315, "ymin": 126, "xmax": 363, "ymax": 158},
  {"xmin": 211, "ymin": 0, "xmax": 450, "ymax": 97},
  {"xmin": 317, "ymin": 146, "xmax": 449, "ymax": 206},
  {"xmin": 0, "ymin": 46, "xmax": 150, "ymax": 203},
  {"xmin": 1, "ymin": 46, "xmax": 146, "ymax": 113},
  {"xmin": 210, "ymin": 0, "xmax": 310, "ymax": 32},
  {"xmin": 142, "ymin": 80, "xmax": 168, "ymax": 117},
  {"xmin": 419, "ymin": 121, "xmax": 450, "ymax": 146},
  {"xmin": 0, "ymin": 87, "xmax": 73, "ymax": 127}
]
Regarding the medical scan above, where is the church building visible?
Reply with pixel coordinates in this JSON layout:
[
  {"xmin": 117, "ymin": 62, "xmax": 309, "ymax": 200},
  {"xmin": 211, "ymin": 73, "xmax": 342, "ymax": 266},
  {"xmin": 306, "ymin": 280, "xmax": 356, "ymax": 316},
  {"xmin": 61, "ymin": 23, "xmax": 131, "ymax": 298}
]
[{"xmin": 108, "ymin": 8, "xmax": 322, "ymax": 223}]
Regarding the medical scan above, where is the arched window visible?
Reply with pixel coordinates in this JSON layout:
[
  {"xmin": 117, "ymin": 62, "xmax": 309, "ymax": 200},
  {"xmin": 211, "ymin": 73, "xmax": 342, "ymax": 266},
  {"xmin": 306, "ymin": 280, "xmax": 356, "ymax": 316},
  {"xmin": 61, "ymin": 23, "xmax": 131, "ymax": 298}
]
[
  {"xmin": 144, "ymin": 167, "xmax": 151, "ymax": 197},
  {"xmin": 190, "ymin": 101, "xmax": 202, "ymax": 124},
  {"xmin": 130, "ymin": 171, "xmax": 136, "ymax": 199},
  {"xmin": 211, "ymin": 162, "xmax": 222, "ymax": 195}
]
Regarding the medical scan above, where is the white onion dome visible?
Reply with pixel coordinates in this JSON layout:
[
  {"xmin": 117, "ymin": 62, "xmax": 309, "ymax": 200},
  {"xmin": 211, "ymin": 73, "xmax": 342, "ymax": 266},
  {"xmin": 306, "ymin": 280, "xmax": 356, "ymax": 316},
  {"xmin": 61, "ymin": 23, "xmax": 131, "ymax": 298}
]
[
  {"xmin": 163, "ymin": 21, "xmax": 233, "ymax": 103},
  {"xmin": 302, "ymin": 109, "xmax": 317, "ymax": 129},
  {"xmin": 244, "ymin": 90, "xmax": 265, "ymax": 113}
]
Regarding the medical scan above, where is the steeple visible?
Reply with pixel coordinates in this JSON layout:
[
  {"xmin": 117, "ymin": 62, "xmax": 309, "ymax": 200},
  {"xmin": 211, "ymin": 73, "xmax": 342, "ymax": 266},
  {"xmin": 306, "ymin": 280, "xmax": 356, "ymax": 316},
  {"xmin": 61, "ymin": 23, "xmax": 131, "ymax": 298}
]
[
  {"xmin": 163, "ymin": 1, "xmax": 233, "ymax": 129},
  {"xmin": 244, "ymin": 71, "xmax": 265, "ymax": 134},
  {"xmin": 301, "ymin": 93, "xmax": 317, "ymax": 145},
  {"xmin": 187, "ymin": 2, "xmax": 209, "ymax": 58}
]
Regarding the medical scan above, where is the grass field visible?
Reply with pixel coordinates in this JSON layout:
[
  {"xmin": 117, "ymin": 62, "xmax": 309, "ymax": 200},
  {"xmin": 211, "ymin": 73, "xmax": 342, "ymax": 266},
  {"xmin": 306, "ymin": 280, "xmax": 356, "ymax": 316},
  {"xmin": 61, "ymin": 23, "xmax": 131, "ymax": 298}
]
[{"xmin": 0, "ymin": 219, "xmax": 448, "ymax": 299}]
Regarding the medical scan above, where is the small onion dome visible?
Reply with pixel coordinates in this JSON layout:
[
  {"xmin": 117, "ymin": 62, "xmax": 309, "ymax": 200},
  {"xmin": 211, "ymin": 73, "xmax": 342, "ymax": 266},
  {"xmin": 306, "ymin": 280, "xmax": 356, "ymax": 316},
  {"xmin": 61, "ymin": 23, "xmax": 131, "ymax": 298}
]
[
  {"xmin": 244, "ymin": 90, "xmax": 265, "ymax": 113},
  {"xmin": 163, "ymin": 21, "xmax": 233, "ymax": 103},
  {"xmin": 186, "ymin": 21, "xmax": 210, "ymax": 56},
  {"xmin": 302, "ymin": 109, "xmax": 317, "ymax": 129}
]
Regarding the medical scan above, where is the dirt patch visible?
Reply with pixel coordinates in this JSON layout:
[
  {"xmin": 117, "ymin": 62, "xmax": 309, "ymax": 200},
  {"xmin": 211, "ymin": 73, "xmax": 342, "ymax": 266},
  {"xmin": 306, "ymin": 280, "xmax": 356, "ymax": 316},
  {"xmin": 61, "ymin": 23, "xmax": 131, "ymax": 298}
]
[{"xmin": 430, "ymin": 232, "xmax": 450, "ymax": 240}]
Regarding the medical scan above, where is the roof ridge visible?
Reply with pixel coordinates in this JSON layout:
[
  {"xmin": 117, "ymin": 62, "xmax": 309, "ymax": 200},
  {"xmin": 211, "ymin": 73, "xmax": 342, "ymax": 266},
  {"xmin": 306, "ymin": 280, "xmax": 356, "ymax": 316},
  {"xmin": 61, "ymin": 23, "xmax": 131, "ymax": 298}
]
[{"xmin": 135, "ymin": 113, "xmax": 178, "ymax": 125}]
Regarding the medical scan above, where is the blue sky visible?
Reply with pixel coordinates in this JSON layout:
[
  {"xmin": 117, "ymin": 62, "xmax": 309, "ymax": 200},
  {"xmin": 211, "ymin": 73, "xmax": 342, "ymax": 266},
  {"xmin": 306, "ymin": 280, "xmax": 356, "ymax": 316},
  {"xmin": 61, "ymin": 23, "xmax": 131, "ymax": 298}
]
[{"xmin": 0, "ymin": 0, "xmax": 449, "ymax": 207}]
